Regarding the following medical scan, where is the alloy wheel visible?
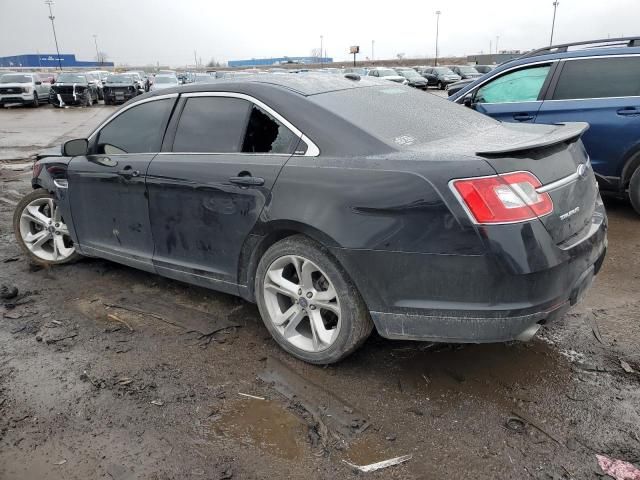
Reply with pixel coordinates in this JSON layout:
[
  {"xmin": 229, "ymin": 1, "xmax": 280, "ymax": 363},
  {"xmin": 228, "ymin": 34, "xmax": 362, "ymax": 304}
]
[
  {"xmin": 19, "ymin": 197, "xmax": 75, "ymax": 262},
  {"xmin": 263, "ymin": 255, "xmax": 341, "ymax": 352}
]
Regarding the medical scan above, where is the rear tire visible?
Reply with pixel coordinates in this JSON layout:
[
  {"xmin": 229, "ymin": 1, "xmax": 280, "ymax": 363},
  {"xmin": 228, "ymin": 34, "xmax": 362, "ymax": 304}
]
[
  {"xmin": 255, "ymin": 235, "xmax": 373, "ymax": 364},
  {"xmin": 629, "ymin": 166, "xmax": 640, "ymax": 215}
]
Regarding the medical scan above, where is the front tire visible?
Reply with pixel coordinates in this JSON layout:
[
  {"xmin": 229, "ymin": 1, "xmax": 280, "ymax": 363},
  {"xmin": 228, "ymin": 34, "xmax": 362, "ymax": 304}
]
[
  {"xmin": 255, "ymin": 235, "xmax": 373, "ymax": 364},
  {"xmin": 629, "ymin": 166, "xmax": 640, "ymax": 215},
  {"xmin": 31, "ymin": 93, "xmax": 39, "ymax": 108},
  {"xmin": 438, "ymin": 81, "xmax": 444, "ymax": 90},
  {"xmin": 13, "ymin": 189, "xmax": 81, "ymax": 266}
]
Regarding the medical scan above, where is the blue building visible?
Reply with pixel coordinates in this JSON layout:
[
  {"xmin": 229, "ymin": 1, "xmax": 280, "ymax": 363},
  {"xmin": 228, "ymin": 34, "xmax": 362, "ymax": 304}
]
[
  {"xmin": 228, "ymin": 56, "xmax": 333, "ymax": 68},
  {"xmin": 0, "ymin": 54, "xmax": 114, "ymax": 69}
]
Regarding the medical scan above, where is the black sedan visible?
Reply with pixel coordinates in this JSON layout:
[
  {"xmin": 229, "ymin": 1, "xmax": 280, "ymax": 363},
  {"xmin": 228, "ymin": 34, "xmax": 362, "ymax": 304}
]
[
  {"xmin": 14, "ymin": 75, "xmax": 607, "ymax": 364},
  {"xmin": 49, "ymin": 72, "xmax": 99, "ymax": 107},
  {"xmin": 103, "ymin": 74, "xmax": 139, "ymax": 105}
]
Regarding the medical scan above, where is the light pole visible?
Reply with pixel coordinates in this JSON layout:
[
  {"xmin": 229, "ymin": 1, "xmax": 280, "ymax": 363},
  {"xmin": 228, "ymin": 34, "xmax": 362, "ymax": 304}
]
[
  {"xmin": 372, "ymin": 40, "xmax": 375, "ymax": 62},
  {"xmin": 320, "ymin": 35, "xmax": 323, "ymax": 65},
  {"xmin": 93, "ymin": 34, "xmax": 100, "ymax": 66},
  {"xmin": 550, "ymin": 1, "xmax": 559, "ymax": 45},
  {"xmin": 495, "ymin": 35, "xmax": 500, "ymax": 54},
  {"xmin": 44, "ymin": 0, "xmax": 62, "ymax": 70},
  {"xmin": 435, "ymin": 10, "xmax": 441, "ymax": 66}
]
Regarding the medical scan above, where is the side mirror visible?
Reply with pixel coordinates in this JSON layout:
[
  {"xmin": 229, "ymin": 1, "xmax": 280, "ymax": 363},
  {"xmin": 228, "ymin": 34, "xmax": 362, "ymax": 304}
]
[
  {"xmin": 35, "ymin": 81, "xmax": 42, "ymax": 85},
  {"xmin": 463, "ymin": 94, "xmax": 475, "ymax": 108},
  {"xmin": 63, "ymin": 138, "xmax": 89, "ymax": 157}
]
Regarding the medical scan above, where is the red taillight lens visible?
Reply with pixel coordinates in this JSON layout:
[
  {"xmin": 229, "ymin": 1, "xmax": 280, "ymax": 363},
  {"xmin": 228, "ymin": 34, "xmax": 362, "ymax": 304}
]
[
  {"xmin": 451, "ymin": 171, "xmax": 553, "ymax": 224},
  {"xmin": 33, "ymin": 162, "xmax": 43, "ymax": 179}
]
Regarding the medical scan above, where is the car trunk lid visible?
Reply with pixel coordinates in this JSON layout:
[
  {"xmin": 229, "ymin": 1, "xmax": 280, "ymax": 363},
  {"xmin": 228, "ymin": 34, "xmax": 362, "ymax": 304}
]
[{"xmin": 425, "ymin": 122, "xmax": 596, "ymax": 244}]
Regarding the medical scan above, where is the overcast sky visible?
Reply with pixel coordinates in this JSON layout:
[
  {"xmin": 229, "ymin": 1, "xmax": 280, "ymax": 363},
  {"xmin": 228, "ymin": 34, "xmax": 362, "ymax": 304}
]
[{"xmin": 1, "ymin": 0, "xmax": 638, "ymax": 66}]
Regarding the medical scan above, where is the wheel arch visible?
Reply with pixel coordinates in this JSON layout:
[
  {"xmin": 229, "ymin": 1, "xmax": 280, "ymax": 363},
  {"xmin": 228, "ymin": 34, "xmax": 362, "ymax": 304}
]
[
  {"xmin": 237, "ymin": 220, "xmax": 342, "ymax": 302},
  {"xmin": 620, "ymin": 143, "xmax": 640, "ymax": 189}
]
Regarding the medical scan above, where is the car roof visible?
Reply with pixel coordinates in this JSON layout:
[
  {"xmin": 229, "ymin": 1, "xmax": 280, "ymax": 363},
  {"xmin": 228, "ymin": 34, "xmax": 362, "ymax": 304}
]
[{"xmin": 144, "ymin": 73, "xmax": 385, "ymax": 97}]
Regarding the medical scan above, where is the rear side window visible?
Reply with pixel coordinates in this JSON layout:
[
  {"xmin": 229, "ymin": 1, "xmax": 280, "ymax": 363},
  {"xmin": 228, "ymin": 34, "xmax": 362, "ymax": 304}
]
[
  {"xmin": 96, "ymin": 98, "xmax": 174, "ymax": 154},
  {"xmin": 242, "ymin": 105, "xmax": 298, "ymax": 154},
  {"xmin": 173, "ymin": 97, "xmax": 251, "ymax": 153},
  {"xmin": 475, "ymin": 65, "xmax": 551, "ymax": 104},
  {"xmin": 552, "ymin": 57, "xmax": 640, "ymax": 100}
]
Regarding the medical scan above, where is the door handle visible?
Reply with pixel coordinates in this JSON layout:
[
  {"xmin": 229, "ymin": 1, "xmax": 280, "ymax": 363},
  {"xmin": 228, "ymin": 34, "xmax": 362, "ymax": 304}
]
[
  {"xmin": 229, "ymin": 176, "xmax": 265, "ymax": 187},
  {"xmin": 513, "ymin": 113, "xmax": 534, "ymax": 121},
  {"xmin": 617, "ymin": 107, "xmax": 640, "ymax": 116},
  {"xmin": 117, "ymin": 166, "xmax": 140, "ymax": 178}
]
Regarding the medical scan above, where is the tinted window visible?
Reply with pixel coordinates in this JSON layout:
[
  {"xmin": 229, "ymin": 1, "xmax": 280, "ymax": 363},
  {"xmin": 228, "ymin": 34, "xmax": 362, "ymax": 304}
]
[
  {"xmin": 242, "ymin": 106, "xmax": 297, "ymax": 154},
  {"xmin": 96, "ymin": 99, "xmax": 174, "ymax": 154},
  {"xmin": 173, "ymin": 97, "xmax": 250, "ymax": 153},
  {"xmin": 553, "ymin": 57, "xmax": 640, "ymax": 100},
  {"xmin": 475, "ymin": 65, "xmax": 550, "ymax": 103},
  {"xmin": 311, "ymin": 85, "xmax": 497, "ymax": 149}
]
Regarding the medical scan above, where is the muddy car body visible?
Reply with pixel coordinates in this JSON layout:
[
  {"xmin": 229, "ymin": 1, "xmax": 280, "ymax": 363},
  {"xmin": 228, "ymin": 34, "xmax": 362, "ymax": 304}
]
[
  {"xmin": 49, "ymin": 73, "xmax": 99, "ymax": 107},
  {"xmin": 15, "ymin": 75, "xmax": 607, "ymax": 363}
]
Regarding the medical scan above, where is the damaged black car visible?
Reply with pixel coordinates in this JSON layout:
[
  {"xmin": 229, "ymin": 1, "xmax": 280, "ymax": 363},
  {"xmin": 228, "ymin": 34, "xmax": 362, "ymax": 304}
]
[
  {"xmin": 15, "ymin": 75, "xmax": 607, "ymax": 364},
  {"xmin": 48, "ymin": 72, "xmax": 99, "ymax": 107},
  {"xmin": 103, "ymin": 74, "xmax": 139, "ymax": 105}
]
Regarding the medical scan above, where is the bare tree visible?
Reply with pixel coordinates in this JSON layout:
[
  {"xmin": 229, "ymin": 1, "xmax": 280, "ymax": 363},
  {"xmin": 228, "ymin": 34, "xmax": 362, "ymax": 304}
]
[
  {"xmin": 95, "ymin": 51, "xmax": 109, "ymax": 65},
  {"xmin": 206, "ymin": 58, "xmax": 222, "ymax": 68},
  {"xmin": 396, "ymin": 53, "xmax": 405, "ymax": 60}
]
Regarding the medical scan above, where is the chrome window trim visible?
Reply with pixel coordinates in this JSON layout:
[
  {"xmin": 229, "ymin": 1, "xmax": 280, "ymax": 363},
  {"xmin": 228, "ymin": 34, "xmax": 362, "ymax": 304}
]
[
  {"xmin": 180, "ymin": 91, "xmax": 320, "ymax": 157},
  {"xmin": 87, "ymin": 93, "xmax": 179, "ymax": 141},
  {"xmin": 454, "ymin": 59, "xmax": 558, "ymax": 104}
]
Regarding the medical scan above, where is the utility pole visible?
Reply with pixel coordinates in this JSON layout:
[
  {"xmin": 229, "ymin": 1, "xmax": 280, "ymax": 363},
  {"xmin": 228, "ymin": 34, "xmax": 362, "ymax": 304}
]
[
  {"xmin": 194, "ymin": 50, "xmax": 197, "ymax": 69},
  {"xmin": 496, "ymin": 35, "xmax": 500, "ymax": 54},
  {"xmin": 372, "ymin": 40, "xmax": 375, "ymax": 62},
  {"xmin": 44, "ymin": 0, "xmax": 62, "ymax": 70},
  {"xmin": 435, "ymin": 11, "xmax": 441, "ymax": 66},
  {"xmin": 93, "ymin": 34, "xmax": 100, "ymax": 66},
  {"xmin": 550, "ymin": 1, "xmax": 559, "ymax": 45},
  {"xmin": 489, "ymin": 40, "xmax": 492, "ymax": 57},
  {"xmin": 320, "ymin": 35, "xmax": 323, "ymax": 65}
]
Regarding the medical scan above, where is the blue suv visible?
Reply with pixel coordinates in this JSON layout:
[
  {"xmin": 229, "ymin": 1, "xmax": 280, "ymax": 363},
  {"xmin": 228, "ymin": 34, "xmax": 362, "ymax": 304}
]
[{"xmin": 449, "ymin": 37, "xmax": 640, "ymax": 214}]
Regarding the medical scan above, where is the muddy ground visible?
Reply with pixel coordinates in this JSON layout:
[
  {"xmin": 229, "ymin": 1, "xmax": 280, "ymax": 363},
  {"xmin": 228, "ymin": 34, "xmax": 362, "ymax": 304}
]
[{"xmin": 0, "ymin": 105, "xmax": 639, "ymax": 480}]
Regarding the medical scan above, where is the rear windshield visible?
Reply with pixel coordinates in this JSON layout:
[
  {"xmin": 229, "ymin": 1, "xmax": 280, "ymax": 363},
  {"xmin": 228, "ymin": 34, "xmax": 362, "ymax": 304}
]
[
  {"xmin": 310, "ymin": 86, "xmax": 497, "ymax": 149},
  {"xmin": 0, "ymin": 74, "xmax": 32, "ymax": 83},
  {"xmin": 106, "ymin": 75, "xmax": 133, "ymax": 83}
]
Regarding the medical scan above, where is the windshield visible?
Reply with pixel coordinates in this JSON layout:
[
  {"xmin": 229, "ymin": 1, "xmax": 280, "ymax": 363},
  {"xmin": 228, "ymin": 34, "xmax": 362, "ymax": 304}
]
[
  {"xmin": 378, "ymin": 69, "xmax": 398, "ymax": 77},
  {"xmin": 106, "ymin": 75, "xmax": 133, "ymax": 84},
  {"xmin": 311, "ymin": 86, "xmax": 496, "ymax": 150},
  {"xmin": 434, "ymin": 67, "xmax": 454, "ymax": 75},
  {"xmin": 398, "ymin": 70, "xmax": 421, "ymax": 80},
  {"xmin": 0, "ymin": 74, "xmax": 32, "ymax": 83},
  {"xmin": 154, "ymin": 76, "xmax": 177, "ymax": 84},
  {"xmin": 458, "ymin": 66, "xmax": 479, "ymax": 74},
  {"xmin": 57, "ymin": 74, "xmax": 87, "ymax": 83}
]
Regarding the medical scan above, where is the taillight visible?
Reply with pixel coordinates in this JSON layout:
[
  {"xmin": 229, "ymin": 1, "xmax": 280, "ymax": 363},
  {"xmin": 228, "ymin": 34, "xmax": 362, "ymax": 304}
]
[
  {"xmin": 451, "ymin": 171, "xmax": 553, "ymax": 224},
  {"xmin": 33, "ymin": 162, "xmax": 43, "ymax": 179}
]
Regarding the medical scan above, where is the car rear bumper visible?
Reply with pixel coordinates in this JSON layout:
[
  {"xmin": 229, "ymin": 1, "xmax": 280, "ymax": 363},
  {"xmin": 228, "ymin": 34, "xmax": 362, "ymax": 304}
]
[{"xmin": 331, "ymin": 198, "xmax": 607, "ymax": 343}]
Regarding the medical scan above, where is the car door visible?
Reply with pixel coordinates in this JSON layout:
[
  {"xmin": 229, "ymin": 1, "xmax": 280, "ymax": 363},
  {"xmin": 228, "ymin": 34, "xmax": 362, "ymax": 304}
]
[
  {"xmin": 146, "ymin": 93, "xmax": 302, "ymax": 294},
  {"xmin": 66, "ymin": 95, "xmax": 177, "ymax": 272},
  {"xmin": 469, "ymin": 62, "xmax": 555, "ymax": 123},
  {"xmin": 536, "ymin": 55, "xmax": 640, "ymax": 180}
]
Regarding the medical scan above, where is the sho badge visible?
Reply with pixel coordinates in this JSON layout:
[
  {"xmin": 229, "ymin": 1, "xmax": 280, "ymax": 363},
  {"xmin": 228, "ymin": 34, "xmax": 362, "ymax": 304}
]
[{"xmin": 559, "ymin": 206, "xmax": 580, "ymax": 221}]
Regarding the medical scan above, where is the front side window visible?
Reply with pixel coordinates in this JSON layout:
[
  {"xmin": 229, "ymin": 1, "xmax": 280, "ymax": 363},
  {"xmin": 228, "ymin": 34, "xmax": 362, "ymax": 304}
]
[
  {"xmin": 553, "ymin": 56, "xmax": 640, "ymax": 100},
  {"xmin": 475, "ymin": 65, "xmax": 551, "ymax": 104},
  {"xmin": 95, "ymin": 99, "xmax": 174, "ymax": 154},
  {"xmin": 173, "ymin": 97, "xmax": 251, "ymax": 153}
]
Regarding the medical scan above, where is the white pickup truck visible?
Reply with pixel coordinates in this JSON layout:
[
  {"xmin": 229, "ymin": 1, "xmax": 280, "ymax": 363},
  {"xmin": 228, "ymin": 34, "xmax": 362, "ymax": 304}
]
[{"xmin": 0, "ymin": 72, "xmax": 51, "ymax": 108}]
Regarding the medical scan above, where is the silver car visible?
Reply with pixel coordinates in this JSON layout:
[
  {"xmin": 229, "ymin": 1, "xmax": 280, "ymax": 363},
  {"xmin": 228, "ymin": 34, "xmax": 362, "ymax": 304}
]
[{"xmin": 0, "ymin": 73, "xmax": 51, "ymax": 108}]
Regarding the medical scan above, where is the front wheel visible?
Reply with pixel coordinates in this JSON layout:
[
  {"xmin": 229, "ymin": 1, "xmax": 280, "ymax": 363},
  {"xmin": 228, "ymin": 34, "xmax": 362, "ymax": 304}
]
[
  {"xmin": 13, "ymin": 189, "xmax": 81, "ymax": 265},
  {"xmin": 629, "ymin": 166, "xmax": 640, "ymax": 215},
  {"xmin": 31, "ymin": 92, "xmax": 39, "ymax": 108},
  {"xmin": 255, "ymin": 235, "xmax": 373, "ymax": 364},
  {"xmin": 438, "ymin": 81, "xmax": 444, "ymax": 90}
]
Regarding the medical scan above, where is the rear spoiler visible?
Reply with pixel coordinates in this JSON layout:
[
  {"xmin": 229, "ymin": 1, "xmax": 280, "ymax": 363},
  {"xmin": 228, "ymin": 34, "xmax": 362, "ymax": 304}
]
[{"xmin": 476, "ymin": 122, "xmax": 589, "ymax": 155}]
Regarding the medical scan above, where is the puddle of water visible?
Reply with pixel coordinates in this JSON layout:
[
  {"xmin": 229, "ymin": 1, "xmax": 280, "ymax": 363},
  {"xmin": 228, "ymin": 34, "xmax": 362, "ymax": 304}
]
[
  {"xmin": 392, "ymin": 341, "xmax": 570, "ymax": 406},
  {"xmin": 344, "ymin": 434, "xmax": 394, "ymax": 466},
  {"xmin": 215, "ymin": 399, "xmax": 308, "ymax": 460}
]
